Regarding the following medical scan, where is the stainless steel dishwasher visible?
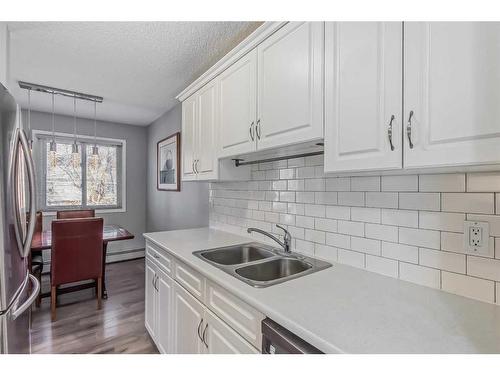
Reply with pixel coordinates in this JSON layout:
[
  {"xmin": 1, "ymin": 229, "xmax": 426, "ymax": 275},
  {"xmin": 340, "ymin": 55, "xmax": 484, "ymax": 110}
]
[{"xmin": 261, "ymin": 318, "xmax": 323, "ymax": 354}]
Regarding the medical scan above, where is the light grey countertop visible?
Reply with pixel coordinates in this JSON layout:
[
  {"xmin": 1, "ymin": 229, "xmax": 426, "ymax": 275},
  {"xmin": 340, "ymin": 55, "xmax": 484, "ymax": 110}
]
[{"xmin": 143, "ymin": 227, "xmax": 500, "ymax": 354}]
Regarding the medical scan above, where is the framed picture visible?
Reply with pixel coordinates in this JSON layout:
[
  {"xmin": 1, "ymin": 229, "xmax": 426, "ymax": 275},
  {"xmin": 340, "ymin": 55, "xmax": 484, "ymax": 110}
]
[{"xmin": 157, "ymin": 132, "xmax": 180, "ymax": 191}]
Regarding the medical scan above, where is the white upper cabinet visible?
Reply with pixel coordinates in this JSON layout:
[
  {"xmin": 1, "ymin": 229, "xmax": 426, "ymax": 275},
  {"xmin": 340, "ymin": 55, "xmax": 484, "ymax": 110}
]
[
  {"xmin": 181, "ymin": 94, "xmax": 197, "ymax": 180},
  {"xmin": 196, "ymin": 80, "xmax": 218, "ymax": 179},
  {"xmin": 324, "ymin": 22, "xmax": 403, "ymax": 173},
  {"xmin": 218, "ymin": 50, "xmax": 257, "ymax": 158},
  {"xmin": 404, "ymin": 22, "xmax": 500, "ymax": 168},
  {"xmin": 182, "ymin": 80, "xmax": 220, "ymax": 181},
  {"xmin": 256, "ymin": 22, "xmax": 324, "ymax": 150},
  {"xmin": 0, "ymin": 23, "xmax": 7, "ymax": 87}
]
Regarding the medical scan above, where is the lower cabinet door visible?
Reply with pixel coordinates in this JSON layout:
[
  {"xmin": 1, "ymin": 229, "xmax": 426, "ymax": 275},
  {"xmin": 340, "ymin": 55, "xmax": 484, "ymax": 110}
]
[
  {"xmin": 172, "ymin": 282, "xmax": 205, "ymax": 354},
  {"xmin": 145, "ymin": 259, "xmax": 157, "ymax": 339},
  {"xmin": 203, "ymin": 309, "xmax": 259, "ymax": 354},
  {"xmin": 156, "ymin": 268, "xmax": 173, "ymax": 354}
]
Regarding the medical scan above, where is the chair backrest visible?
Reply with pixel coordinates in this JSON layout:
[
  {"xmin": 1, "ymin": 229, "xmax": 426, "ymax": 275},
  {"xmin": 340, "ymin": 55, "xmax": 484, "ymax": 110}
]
[
  {"xmin": 34, "ymin": 211, "xmax": 43, "ymax": 235},
  {"xmin": 51, "ymin": 217, "xmax": 104, "ymax": 286},
  {"xmin": 56, "ymin": 209, "xmax": 95, "ymax": 219},
  {"xmin": 27, "ymin": 211, "xmax": 43, "ymax": 235}
]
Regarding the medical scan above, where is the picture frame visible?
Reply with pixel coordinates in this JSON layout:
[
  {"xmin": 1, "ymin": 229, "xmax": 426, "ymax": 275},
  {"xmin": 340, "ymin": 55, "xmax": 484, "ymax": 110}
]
[{"xmin": 157, "ymin": 132, "xmax": 180, "ymax": 191}]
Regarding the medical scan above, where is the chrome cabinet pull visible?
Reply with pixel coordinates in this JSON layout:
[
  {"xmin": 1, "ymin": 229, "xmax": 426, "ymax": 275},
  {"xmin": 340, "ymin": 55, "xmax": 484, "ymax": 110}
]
[
  {"xmin": 151, "ymin": 274, "xmax": 156, "ymax": 290},
  {"xmin": 197, "ymin": 318, "xmax": 204, "ymax": 341},
  {"xmin": 202, "ymin": 323, "xmax": 208, "ymax": 348},
  {"xmin": 249, "ymin": 121, "xmax": 255, "ymax": 141},
  {"xmin": 406, "ymin": 110, "xmax": 414, "ymax": 149},
  {"xmin": 195, "ymin": 159, "xmax": 199, "ymax": 174},
  {"xmin": 387, "ymin": 115, "xmax": 395, "ymax": 151},
  {"xmin": 152, "ymin": 274, "xmax": 159, "ymax": 291},
  {"xmin": 256, "ymin": 119, "xmax": 261, "ymax": 140}
]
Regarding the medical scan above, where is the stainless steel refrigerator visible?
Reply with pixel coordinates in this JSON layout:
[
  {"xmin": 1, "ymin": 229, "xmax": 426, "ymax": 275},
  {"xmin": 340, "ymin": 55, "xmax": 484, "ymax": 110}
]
[{"xmin": 0, "ymin": 83, "xmax": 40, "ymax": 354}]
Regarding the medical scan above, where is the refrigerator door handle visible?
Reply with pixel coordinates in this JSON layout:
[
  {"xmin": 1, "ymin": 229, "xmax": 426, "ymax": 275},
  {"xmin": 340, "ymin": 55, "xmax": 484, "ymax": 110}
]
[
  {"xmin": 11, "ymin": 274, "xmax": 40, "ymax": 320},
  {"xmin": 19, "ymin": 129, "xmax": 37, "ymax": 259},
  {"xmin": 12, "ymin": 129, "xmax": 36, "ymax": 259},
  {"xmin": 11, "ymin": 127, "xmax": 24, "ymax": 257}
]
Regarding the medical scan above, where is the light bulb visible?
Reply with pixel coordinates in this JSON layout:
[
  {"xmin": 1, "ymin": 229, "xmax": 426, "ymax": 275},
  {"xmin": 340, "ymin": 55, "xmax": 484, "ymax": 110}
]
[
  {"xmin": 49, "ymin": 140, "xmax": 57, "ymax": 169},
  {"xmin": 49, "ymin": 151, "xmax": 57, "ymax": 169},
  {"xmin": 71, "ymin": 141, "xmax": 80, "ymax": 168},
  {"xmin": 90, "ymin": 145, "xmax": 99, "ymax": 170},
  {"xmin": 72, "ymin": 152, "xmax": 80, "ymax": 169}
]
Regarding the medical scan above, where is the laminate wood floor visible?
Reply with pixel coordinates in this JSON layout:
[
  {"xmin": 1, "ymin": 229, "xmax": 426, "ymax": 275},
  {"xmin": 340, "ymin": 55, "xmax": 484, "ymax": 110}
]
[{"xmin": 31, "ymin": 258, "xmax": 158, "ymax": 354}]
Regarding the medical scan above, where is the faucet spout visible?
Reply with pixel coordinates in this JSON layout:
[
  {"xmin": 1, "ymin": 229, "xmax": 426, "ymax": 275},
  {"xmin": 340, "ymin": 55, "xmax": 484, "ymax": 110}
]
[{"xmin": 247, "ymin": 224, "xmax": 292, "ymax": 253}]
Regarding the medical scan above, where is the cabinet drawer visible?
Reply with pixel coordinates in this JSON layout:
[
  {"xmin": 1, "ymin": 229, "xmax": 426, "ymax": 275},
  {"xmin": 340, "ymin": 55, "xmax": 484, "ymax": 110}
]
[
  {"xmin": 174, "ymin": 261, "xmax": 205, "ymax": 302},
  {"xmin": 205, "ymin": 280, "xmax": 264, "ymax": 349},
  {"xmin": 146, "ymin": 241, "xmax": 173, "ymax": 277}
]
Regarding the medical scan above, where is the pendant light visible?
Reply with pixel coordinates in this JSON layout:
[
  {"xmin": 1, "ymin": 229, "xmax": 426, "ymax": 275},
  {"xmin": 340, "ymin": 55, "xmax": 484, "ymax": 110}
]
[
  {"xmin": 90, "ymin": 100, "xmax": 99, "ymax": 170},
  {"xmin": 27, "ymin": 88, "xmax": 33, "ymax": 150},
  {"xmin": 48, "ymin": 92, "xmax": 57, "ymax": 168},
  {"xmin": 71, "ymin": 95, "xmax": 80, "ymax": 168}
]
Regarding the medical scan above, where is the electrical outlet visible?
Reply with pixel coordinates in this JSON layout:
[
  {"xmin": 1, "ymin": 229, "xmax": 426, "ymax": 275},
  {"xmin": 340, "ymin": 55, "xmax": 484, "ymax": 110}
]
[{"xmin": 464, "ymin": 221, "xmax": 489, "ymax": 255}]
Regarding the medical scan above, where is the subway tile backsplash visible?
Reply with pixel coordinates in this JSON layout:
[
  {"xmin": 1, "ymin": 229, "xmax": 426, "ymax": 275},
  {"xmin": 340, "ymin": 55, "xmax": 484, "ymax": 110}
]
[{"xmin": 209, "ymin": 156, "xmax": 500, "ymax": 305}]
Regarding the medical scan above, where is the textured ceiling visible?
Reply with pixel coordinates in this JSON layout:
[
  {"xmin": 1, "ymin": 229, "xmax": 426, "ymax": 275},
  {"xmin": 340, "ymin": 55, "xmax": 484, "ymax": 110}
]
[{"xmin": 7, "ymin": 22, "xmax": 262, "ymax": 126}]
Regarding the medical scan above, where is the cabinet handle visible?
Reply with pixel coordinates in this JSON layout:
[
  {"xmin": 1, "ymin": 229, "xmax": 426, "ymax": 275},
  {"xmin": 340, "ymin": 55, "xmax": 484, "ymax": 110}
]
[
  {"xmin": 154, "ymin": 275, "xmax": 159, "ymax": 291},
  {"xmin": 197, "ymin": 318, "xmax": 204, "ymax": 341},
  {"xmin": 406, "ymin": 110, "xmax": 414, "ymax": 149},
  {"xmin": 249, "ymin": 122, "xmax": 255, "ymax": 141},
  {"xmin": 256, "ymin": 119, "xmax": 261, "ymax": 140},
  {"xmin": 387, "ymin": 115, "xmax": 395, "ymax": 151},
  {"xmin": 202, "ymin": 323, "xmax": 208, "ymax": 348},
  {"xmin": 196, "ymin": 159, "xmax": 200, "ymax": 174}
]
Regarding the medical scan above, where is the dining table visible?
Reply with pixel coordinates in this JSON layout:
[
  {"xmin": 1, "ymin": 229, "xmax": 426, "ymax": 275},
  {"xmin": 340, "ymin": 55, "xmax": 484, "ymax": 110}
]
[{"xmin": 30, "ymin": 224, "xmax": 135, "ymax": 299}]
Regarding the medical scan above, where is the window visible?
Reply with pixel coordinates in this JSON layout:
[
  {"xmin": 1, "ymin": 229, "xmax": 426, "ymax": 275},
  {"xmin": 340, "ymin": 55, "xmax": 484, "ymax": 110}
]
[{"xmin": 35, "ymin": 132, "xmax": 125, "ymax": 212}]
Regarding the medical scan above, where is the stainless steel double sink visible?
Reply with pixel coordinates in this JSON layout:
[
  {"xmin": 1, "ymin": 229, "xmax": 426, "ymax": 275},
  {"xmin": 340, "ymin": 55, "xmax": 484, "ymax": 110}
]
[{"xmin": 193, "ymin": 243, "xmax": 331, "ymax": 288}]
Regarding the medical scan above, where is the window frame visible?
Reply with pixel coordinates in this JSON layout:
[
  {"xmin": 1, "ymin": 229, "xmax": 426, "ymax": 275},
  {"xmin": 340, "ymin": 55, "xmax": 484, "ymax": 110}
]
[{"xmin": 32, "ymin": 130, "xmax": 127, "ymax": 215}]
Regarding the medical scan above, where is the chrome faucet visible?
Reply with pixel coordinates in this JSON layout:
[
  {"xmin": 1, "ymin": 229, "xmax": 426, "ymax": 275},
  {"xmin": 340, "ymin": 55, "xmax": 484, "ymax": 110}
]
[{"xmin": 247, "ymin": 224, "xmax": 292, "ymax": 254}]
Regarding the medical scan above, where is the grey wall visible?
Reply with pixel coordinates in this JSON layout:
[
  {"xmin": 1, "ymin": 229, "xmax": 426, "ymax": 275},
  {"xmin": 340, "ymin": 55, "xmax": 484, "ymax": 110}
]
[
  {"xmin": 23, "ymin": 110, "xmax": 148, "ymax": 262},
  {"xmin": 146, "ymin": 104, "xmax": 208, "ymax": 232}
]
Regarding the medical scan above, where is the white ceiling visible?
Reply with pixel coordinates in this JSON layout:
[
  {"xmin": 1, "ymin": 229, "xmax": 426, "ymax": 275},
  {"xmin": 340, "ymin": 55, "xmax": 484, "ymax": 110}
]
[{"xmin": 6, "ymin": 22, "xmax": 261, "ymax": 126}]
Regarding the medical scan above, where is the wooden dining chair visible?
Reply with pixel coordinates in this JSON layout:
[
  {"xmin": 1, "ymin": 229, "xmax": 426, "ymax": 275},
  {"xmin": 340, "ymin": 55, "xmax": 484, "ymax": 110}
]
[
  {"xmin": 56, "ymin": 209, "xmax": 95, "ymax": 219},
  {"xmin": 50, "ymin": 217, "xmax": 104, "ymax": 321}
]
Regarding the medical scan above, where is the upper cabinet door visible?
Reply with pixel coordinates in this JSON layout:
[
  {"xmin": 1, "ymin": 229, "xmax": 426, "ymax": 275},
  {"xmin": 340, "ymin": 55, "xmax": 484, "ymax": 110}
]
[
  {"xmin": 256, "ymin": 22, "xmax": 324, "ymax": 151},
  {"xmin": 404, "ymin": 22, "xmax": 500, "ymax": 168},
  {"xmin": 218, "ymin": 50, "xmax": 257, "ymax": 158},
  {"xmin": 181, "ymin": 94, "xmax": 197, "ymax": 180},
  {"xmin": 324, "ymin": 22, "xmax": 403, "ymax": 173},
  {"xmin": 196, "ymin": 80, "xmax": 218, "ymax": 179}
]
